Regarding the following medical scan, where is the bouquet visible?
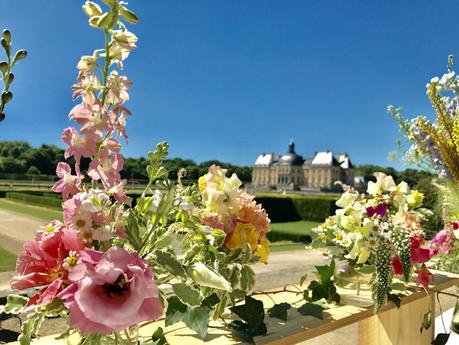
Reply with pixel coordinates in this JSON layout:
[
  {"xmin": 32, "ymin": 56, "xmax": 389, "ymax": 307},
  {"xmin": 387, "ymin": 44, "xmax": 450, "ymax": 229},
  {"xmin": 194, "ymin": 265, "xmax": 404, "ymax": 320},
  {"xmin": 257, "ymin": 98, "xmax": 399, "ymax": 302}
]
[
  {"xmin": 313, "ymin": 172, "xmax": 433, "ymax": 310},
  {"xmin": 3, "ymin": 1, "xmax": 271, "ymax": 343}
]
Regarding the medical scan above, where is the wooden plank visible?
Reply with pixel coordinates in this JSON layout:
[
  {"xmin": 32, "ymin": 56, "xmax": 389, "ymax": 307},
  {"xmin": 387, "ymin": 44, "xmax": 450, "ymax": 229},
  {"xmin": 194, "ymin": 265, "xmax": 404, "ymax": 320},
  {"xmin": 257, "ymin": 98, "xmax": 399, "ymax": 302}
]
[{"xmin": 7, "ymin": 271, "xmax": 459, "ymax": 345}]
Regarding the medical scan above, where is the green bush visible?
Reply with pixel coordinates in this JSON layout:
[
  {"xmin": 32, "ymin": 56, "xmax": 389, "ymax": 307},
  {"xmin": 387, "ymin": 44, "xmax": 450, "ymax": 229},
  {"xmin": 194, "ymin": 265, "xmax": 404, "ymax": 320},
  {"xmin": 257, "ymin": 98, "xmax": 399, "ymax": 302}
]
[
  {"xmin": 255, "ymin": 195, "xmax": 338, "ymax": 222},
  {"xmin": 267, "ymin": 231, "xmax": 312, "ymax": 243},
  {"xmin": 6, "ymin": 192, "xmax": 62, "ymax": 209}
]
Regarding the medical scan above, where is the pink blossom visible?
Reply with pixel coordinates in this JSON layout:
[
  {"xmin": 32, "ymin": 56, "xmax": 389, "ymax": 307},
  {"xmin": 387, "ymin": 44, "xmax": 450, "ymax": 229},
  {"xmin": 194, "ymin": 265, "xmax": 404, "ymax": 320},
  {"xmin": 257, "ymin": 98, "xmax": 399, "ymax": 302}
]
[
  {"xmin": 63, "ymin": 197, "xmax": 93, "ymax": 235},
  {"xmin": 105, "ymin": 71, "xmax": 132, "ymax": 105},
  {"xmin": 108, "ymin": 180, "xmax": 129, "ymax": 204},
  {"xmin": 69, "ymin": 101, "xmax": 111, "ymax": 133},
  {"xmin": 11, "ymin": 221, "xmax": 85, "ymax": 310},
  {"xmin": 58, "ymin": 247, "xmax": 163, "ymax": 334},
  {"xmin": 72, "ymin": 72, "xmax": 100, "ymax": 103},
  {"xmin": 62, "ymin": 127, "xmax": 99, "ymax": 162},
  {"xmin": 392, "ymin": 256, "xmax": 403, "ymax": 275},
  {"xmin": 52, "ymin": 162, "xmax": 81, "ymax": 200},
  {"xmin": 430, "ymin": 229, "xmax": 453, "ymax": 255},
  {"xmin": 87, "ymin": 150, "xmax": 124, "ymax": 188}
]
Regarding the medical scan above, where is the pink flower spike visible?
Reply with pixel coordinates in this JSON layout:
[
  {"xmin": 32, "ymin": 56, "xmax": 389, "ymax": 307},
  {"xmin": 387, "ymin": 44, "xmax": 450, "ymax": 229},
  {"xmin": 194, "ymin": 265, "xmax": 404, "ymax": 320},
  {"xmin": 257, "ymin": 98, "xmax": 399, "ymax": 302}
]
[
  {"xmin": 52, "ymin": 162, "xmax": 81, "ymax": 200},
  {"xmin": 62, "ymin": 127, "xmax": 99, "ymax": 161},
  {"xmin": 109, "ymin": 180, "xmax": 129, "ymax": 204},
  {"xmin": 88, "ymin": 151, "xmax": 124, "ymax": 188}
]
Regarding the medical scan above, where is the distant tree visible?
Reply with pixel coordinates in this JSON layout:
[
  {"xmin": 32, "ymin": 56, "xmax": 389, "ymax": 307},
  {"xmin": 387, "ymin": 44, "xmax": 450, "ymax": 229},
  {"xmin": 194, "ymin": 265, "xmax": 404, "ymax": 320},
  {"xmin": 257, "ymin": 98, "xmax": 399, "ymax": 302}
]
[{"xmin": 26, "ymin": 165, "xmax": 40, "ymax": 175}]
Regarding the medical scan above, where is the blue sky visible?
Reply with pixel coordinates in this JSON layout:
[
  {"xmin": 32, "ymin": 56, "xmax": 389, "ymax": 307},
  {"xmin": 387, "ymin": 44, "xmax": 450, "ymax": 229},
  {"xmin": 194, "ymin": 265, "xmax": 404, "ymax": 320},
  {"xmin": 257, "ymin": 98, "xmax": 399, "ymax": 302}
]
[{"xmin": 1, "ymin": 1, "xmax": 459, "ymax": 168}]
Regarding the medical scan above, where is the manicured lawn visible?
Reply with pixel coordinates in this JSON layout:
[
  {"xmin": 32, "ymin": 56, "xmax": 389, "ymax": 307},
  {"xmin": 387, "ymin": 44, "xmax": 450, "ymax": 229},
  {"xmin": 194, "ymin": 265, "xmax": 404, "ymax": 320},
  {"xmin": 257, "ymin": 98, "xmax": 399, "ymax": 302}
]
[
  {"xmin": 0, "ymin": 247, "xmax": 17, "ymax": 272},
  {"xmin": 0, "ymin": 198, "xmax": 62, "ymax": 221},
  {"xmin": 270, "ymin": 220, "xmax": 320, "ymax": 237},
  {"xmin": 270, "ymin": 243, "xmax": 307, "ymax": 252}
]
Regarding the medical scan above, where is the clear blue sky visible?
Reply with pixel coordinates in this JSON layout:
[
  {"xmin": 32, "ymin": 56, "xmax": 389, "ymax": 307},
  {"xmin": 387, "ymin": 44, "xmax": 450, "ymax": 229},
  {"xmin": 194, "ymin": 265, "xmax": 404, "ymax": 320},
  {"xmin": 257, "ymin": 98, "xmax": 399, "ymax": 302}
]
[{"xmin": 1, "ymin": 1, "xmax": 458, "ymax": 168}]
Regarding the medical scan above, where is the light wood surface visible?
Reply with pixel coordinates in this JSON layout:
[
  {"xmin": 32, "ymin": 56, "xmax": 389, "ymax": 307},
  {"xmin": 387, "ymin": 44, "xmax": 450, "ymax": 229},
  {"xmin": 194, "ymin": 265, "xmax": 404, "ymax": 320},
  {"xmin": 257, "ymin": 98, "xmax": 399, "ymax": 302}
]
[{"xmin": 7, "ymin": 271, "xmax": 459, "ymax": 345}]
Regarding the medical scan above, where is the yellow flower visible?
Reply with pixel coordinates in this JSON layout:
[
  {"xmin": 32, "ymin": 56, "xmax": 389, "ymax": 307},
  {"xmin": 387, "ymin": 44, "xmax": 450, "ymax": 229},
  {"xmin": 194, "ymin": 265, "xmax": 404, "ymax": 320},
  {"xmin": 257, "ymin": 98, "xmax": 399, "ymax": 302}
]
[
  {"xmin": 226, "ymin": 223, "xmax": 258, "ymax": 252},
  {"xmin": 407, "ymin": 190, "xmax": 424, "ymax": 208},
  {"xmin": 257, "ymin": 238, "xmax": 270, "ymax": 264}
]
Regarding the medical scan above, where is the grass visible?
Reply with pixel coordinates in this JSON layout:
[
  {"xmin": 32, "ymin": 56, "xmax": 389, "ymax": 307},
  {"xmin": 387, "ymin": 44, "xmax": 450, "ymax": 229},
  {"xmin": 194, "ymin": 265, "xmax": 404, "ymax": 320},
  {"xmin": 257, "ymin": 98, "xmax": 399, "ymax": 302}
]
[
  {"xmin": 0, "ymin": 247, "xmax": 17, "ymax": 272},
  {"xmin": 0, "ymin": 198, "xmax": 62, "ymax": 221},
  {"xmin": 270, "ymin": 243, "xmax": 307, "ymax": 252},
  {"xmin": 270, "ymin": 220, "xmax": 320, "ymax": 236}
]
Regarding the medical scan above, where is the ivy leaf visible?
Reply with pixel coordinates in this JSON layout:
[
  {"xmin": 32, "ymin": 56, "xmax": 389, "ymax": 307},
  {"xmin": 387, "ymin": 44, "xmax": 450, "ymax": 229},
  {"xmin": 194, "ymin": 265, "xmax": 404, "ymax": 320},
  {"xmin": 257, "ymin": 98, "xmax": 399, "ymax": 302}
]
[
  {"xmin": 231, "ymin": 296, "xmax": 265, "ymax": 327},
  {"xmin": 182, "ymin": 306, "xmax": 210, "ymax": 340},
  {"xmin": 172, "ymin": 284, "xmax": 203, "ymax": 307},
  {"xmin": 165, "ymin": 296, "xmax": 188, "ymax": 326},
  {"xmin": 431, "ymin": 333, "xmax": 450, "ymax": 345},
  {"xmin": 201, "ymin": 293, "xmax": 220, "ymax": 308},
  {"xmin": 387, "ymin": 293, "xmax": 401, "ymax": 309},
  {"xmin": 240, "ymin": 265, "xmax": 256, "ymax": 291},
  {"xmin": 308, "ymin": 281, "xmax": 329, "ymax": 301},
  {"xmin": 155, "ymin": 251, "xmax": 186, "ymax": 278},
  {"xmin": 315, "ymin": 260, "xmax": 335, "ymax": 284},
  {"xmin": 268, "ymin": 303, "xmax": 291, "ymax": 321},
  {"xmin": 149, "ymin": 327, "xmax": 168, "ymax": 345},
  {"xmin": 297, "ymin": 303, "xmax": 324, "ymax": 320},
  {"xmin": 3, "ymin": 294, "xmax": 28, "ymax": 314}
]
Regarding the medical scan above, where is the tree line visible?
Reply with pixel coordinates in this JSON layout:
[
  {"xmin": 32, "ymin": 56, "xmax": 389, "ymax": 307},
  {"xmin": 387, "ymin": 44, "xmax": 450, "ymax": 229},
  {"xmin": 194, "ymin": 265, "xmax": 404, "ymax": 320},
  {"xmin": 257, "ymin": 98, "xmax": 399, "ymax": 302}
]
[{"xmin": 0, "ymin": 141, "xmax": 433, "ymax": 184}]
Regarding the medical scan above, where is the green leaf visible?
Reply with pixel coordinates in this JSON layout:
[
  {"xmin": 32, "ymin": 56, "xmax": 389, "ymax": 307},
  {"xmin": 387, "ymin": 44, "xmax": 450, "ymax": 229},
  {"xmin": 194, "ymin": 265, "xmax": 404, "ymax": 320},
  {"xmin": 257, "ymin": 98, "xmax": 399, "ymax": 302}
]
[
  {"xmin": 297, "ymin": 303, "xmax": 324, "ymax": 320},
  {"xmin": 387, "ymin": 293, "xmax": 401, "ymax": 309},
  {"xmin": 155, "ymin": 251, "xmax": 186, "ymax": 277},
  {"xmin": 230, "ymin": 296, "xmax": 265, "ymax": 327},
  {"xmin": 182, "ymin": 306, "xmax": 210, "ymax": 340},
  {"xmin": 201, "ymin": 293, "xmax": 220, "ymax": 308},
  {"xmin": 150, "ymin": 327, "xmax": 168, "ymax": 345},
  {"xmin": 315, "ymin": 260, "xmax": 335, "ymax": 284},
  {"xmin": 125, "ymin": 210, "xmax": 142, "ymax": 251},
  {"xmin": 165, "ymin": 296, "xmax": 188, "ymax": 326},
  {"xmin": 4, "ymin": 294, "xmax": 28, "ymax": 314},
  {"xmin": 308, "ymin": 281, "xmax": 329, "ymax": 301},
  {"xmin": 172, "ymin": 284, "xmax": 203, "ymax": 307},
  {"xmin": 240, "ymin": 265, "xmax": 256, "ymax": 291},
  {"xmin": 268, "ymin": 303, "xmax": 291, "ymax": 321},
  {"xmin": 431, "ymin": 333, "xmax": 450, "ymax": 345},
  {"xmin": 18, "ymin": 314, "xmax": 44, "ymax": 345}
]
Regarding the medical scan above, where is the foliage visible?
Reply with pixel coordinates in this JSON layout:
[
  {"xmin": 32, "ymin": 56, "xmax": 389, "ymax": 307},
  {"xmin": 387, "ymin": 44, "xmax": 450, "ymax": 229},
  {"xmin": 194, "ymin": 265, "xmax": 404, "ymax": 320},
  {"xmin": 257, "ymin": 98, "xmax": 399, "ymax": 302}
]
[
  {"xmin": 229, "ymin": 296, "xmax": 267, "ymax": 344},
  {"xmin": 6, "ymin": 192, "xmax": 62, "ymax": 209},
  {"xmin": 255, "ymin": 195, "xmax": 338, "ymax": 223}
]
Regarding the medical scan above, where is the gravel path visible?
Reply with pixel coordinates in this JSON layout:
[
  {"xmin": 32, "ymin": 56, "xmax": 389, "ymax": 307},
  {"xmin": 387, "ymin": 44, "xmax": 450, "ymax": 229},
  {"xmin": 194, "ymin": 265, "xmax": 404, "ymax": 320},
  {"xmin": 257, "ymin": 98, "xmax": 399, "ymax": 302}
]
[{"xmin": 0, "ymin": 209, "xmax": 44, "ymax": 255}]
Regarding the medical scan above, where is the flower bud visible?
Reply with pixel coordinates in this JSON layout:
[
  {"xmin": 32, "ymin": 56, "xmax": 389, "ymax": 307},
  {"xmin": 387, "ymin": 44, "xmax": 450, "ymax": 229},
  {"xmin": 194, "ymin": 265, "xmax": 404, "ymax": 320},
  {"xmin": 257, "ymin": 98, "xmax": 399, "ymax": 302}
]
[
  {"xmin": 188, "ymin": 262, "xmax": 232, "ymax": 292},
  {"xmin": 96, "ymin": 12, "xmax": 117, "ymax": 29},
  {"xmin": 102, "ymin": 0, "xmax": 118, "ymax": 6},
  {"xmin": 0, "ymin": 113, "xmax": 5, "ymax": 122},
  {"xmin": 1, "ymin": 38, "xmax": 9, "ymax": 53},
  {"xmin": 1, "ymin": 91, "xmax": 12, "ymax": 105},
  {"xmin": 1, "ymin": 30, "xmax": 11, "ymax": 43},
  {"xmin": 6, "ymin": 73, "xmax": 14, "ymax": 84},
  {"xmin": 82, "ymin": 1, "xmax": 103, "ymax": 17},
  {"xmin": 120, "ymin": 7, "xmax": 139, "ymax": 24},
  {"xmin": 0, "ymin": 61, "xmax": 8, "ymax": 74},
  {"xmin": 88, "ymin": 16, "xmax": 100, "ymax": 28},
  {"xmin": 13, "ymin": 50, "xmax": 27, "ymax": 63}
]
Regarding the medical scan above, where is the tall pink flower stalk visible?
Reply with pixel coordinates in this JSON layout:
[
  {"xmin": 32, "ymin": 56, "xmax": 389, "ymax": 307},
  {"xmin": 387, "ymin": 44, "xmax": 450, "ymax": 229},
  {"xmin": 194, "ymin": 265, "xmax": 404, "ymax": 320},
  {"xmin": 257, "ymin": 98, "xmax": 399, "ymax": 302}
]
[{"xmin": 11, "ymin": 0, "xmax": 163, "ymax": 336}]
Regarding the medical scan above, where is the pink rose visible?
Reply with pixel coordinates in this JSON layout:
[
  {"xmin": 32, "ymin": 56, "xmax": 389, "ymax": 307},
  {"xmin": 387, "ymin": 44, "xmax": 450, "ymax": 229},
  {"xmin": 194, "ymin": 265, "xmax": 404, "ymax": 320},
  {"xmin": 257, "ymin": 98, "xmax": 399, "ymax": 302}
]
[{"xmin": 58, "ymin": 247, "xmax": 163, "ymax": 334}]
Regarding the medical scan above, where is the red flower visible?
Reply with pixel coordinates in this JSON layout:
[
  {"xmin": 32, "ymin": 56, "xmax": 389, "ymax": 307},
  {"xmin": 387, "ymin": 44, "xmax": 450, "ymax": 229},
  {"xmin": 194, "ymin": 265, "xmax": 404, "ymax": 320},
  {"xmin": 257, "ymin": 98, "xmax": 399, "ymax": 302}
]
[
  {"xmin": 392, "ymin": 256, "xmax": 403, "ymax": 275},
  {"xmin": 411, "ymin": 236, "xmax": 430, "ymax": 264},
  {"xmin": 416, "ymin": 264, "xmax": 434, "ymax": 287}
]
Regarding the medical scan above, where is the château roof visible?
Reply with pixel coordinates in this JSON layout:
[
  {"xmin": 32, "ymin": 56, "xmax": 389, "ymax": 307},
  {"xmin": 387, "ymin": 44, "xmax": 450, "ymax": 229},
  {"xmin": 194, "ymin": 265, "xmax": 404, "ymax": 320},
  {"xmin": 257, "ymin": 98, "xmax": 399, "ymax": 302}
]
[{"xmin": 254, "ymin": 153, "xmax": 277, "ymax": 166}]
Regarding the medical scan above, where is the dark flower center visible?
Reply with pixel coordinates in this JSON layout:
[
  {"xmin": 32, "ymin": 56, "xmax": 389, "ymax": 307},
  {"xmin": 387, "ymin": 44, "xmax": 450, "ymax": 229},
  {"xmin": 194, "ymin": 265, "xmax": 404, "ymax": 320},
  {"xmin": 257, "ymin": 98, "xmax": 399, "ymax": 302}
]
[{"xmin": 103, "ymin": 274, "xmax": 130, "ymax": 297}]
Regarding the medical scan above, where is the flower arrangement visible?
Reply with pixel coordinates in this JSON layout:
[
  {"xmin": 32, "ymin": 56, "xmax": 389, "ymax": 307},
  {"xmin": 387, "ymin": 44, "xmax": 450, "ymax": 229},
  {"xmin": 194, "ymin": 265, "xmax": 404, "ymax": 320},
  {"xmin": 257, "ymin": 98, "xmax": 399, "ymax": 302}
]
[
  {"xmin": 4, "ymin": 1, "xmax": 271, "ymax": 343},
  {"xmin": 312, "ymin": 172, "xmax": 433, "ymax": 310}
]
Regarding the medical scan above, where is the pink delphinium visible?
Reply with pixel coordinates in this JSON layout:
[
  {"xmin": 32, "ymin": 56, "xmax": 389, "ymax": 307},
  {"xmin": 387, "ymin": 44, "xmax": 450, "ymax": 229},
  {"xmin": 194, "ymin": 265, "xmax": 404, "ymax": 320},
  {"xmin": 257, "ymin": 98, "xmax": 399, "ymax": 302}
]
[
  {"xmin": 52, "ymin": 162, "xmax": 81, "ymax": 200},
  {"xmin": 58, "ymin": 247, "xmax": 163, "ymax": 334},
  {"xmin": 88, "ymin": 150, "xmax": 124, "ymax": 189},
  {"xmin": 62, "ymin": 127, "xmax": 99, "ymax": 162}
]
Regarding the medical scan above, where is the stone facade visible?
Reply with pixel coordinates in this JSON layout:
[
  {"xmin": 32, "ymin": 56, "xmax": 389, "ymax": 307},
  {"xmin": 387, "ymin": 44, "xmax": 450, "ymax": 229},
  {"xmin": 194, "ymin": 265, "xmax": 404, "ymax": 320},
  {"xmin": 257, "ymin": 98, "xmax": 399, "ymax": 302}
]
[{"xmin": 252, "ymin": 141, "xmax": 354, "ymax": 191}]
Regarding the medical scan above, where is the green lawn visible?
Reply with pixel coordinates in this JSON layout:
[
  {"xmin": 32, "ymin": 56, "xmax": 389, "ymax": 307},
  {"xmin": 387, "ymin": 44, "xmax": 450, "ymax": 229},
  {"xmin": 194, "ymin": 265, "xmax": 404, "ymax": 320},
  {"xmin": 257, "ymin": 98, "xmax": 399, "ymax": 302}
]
[
  {"xmin": 0, "ymin": 198, "xmax": 62, "ymax": 221},
  {"xmin": 270, "ymin": 243, "xmax": 307, "ymax": 252},
  {"xmin": 0, "ymin": 247, "xmax": 17, "ymax": 272},
  {"xmin": 270, "ymin": 220, "xmax": 320, "ymax": 236}
]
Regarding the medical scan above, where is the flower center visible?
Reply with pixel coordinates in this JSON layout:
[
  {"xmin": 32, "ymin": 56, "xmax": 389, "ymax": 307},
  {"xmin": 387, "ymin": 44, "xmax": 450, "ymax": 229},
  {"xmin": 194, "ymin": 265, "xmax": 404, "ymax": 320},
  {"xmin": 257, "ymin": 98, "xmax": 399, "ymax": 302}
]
[
  {"xmin": 43, "ymin": 225, "xmax": 56, "ymax": 233},
  {"xmin": 103, "ymin": 275, "xmax": 130, "ymax": 298},
  {"xmin": 75, "ymin": 219, "xmax": 87, "ymax": 228}
]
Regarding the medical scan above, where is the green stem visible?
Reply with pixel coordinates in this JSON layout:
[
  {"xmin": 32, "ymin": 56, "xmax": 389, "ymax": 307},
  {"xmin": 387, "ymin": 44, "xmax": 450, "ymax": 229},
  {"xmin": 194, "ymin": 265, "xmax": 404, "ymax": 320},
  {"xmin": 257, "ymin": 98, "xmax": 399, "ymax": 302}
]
[{"xmin": 100, "ymin": 29, "xmax": 111, "ymax": 105}]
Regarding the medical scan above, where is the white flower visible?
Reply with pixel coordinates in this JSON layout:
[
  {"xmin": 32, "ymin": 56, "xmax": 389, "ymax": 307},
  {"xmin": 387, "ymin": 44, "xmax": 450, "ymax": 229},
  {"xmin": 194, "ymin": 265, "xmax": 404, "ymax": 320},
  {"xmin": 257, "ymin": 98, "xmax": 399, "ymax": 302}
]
[
  {"xmin": 112, "ymin": 30, "xmax": 138, "ymax": 50},
  {"xmin": 77, "ymin": 55, "xmax": 97, "ymax": 73},
  {"xmin": 150, "ymin": 190, "xmax": 163, "ymax": 213}
]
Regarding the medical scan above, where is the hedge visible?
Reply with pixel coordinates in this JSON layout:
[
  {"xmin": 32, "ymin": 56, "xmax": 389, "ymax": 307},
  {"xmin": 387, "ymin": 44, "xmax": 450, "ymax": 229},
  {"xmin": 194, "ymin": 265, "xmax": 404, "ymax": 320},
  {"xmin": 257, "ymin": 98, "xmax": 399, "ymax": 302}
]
[
  {"xmin": 6, "ymin": 192, "xmax": 62, "ymax": 209},
  {"xmin": 266, "ymin": 231, "xmax": 312, "ymax": 243},
  {"xmin": 255, "ymin": 195, "xmax": 338, "ymax": 223}
]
